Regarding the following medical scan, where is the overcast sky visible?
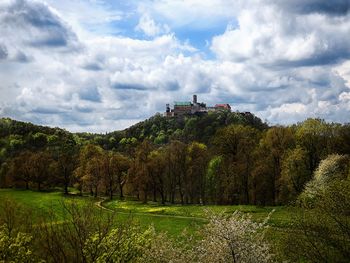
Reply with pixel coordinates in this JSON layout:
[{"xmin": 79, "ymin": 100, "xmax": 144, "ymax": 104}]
[{"xmin": 0, "ymin": 0, "xmax": 350, "ymax": 133}]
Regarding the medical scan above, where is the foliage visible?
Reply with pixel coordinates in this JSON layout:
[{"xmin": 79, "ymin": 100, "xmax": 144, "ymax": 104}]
[
  {"xmin": 213, "ymin": 124, "xmax": 260, "ymax": 204},
  {"xmin": 1, "ymin": 115, "xmax": 350, "ymax": 208},
  {"xmin": 280, "ymin": 178, "xmax": 350, "ymax": 262},
  {"xmin": 280, "ymin": 147, "xmax": 310, "ymax": 203},
  {"xmin": 38, "ymin": 200, "xmax": 117, "ymax": 262},
  {"xmin": 84, "ymin": 225, "xmax": 152, "ymax": 263},
  {"xmin": 195, "ymin": 210, "xmax": 275, "ymax": 263},
  {"xmin": 140, "ymin": 228, "xmax": 194, "ymax": 263},
  {"xmin": 299, "ymin": 154, "xmax": 349, "ymax": 205},
  {"xmin": 140, "ymin": 210, "xmax": 275, "ymax": 263},
  {"xmin": 0, "ymin": 226, "xmax": 36, "ymax": 263}
]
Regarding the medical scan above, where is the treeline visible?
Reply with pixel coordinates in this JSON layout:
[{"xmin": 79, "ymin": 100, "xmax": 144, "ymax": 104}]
[
  {"xmin": 1, "ymin": 116, "xmax": 350, "ymax": 205},
  {"xmin": 2, "ymin": 155, "xmax": 350, "ymax": 262}
]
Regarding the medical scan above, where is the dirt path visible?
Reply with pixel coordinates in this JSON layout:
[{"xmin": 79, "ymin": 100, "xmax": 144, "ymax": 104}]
[{"xmin": 94, "ymin": 198, "xmax": 207, "ymax": 221}]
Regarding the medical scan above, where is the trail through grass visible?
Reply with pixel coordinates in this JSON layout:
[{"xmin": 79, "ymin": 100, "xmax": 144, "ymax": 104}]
[
  {"xmin": 104, "ymin": 199, "xmax": 294, "ymax": 228},
  {"xmin": 0, "ymin": 189, "xmax": 295, "ymax": 238}
]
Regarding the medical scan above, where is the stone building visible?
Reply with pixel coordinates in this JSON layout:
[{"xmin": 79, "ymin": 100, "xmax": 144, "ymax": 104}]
[{"xmin": 164, "ymin": 95, "xmax": 231, "ymax": 117}]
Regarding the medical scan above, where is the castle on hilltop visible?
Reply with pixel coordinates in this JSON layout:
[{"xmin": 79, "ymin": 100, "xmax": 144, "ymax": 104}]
[{"xmin": 164, "ymin": 95, "xmax": 231, "ymax": 117}]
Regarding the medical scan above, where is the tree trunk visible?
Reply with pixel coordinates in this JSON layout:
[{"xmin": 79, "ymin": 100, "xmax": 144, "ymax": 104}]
[
  {"xmin": 179, "ymin": 191, "xmax": 184, "ymax": 205},
  {"xmin": 109, "ymin": 184, "xmax": 113, "ymax": 200},
  {"xmin": 119, "ymin": 183, "xmax": 124, "ymax": 200},
  {"xmin": 153, "ymin": 187, "xmax": 157, "ymax": 202},
  {"xmin": 160, "ymin": 191, "xmax": 165, "ymax": 204},
  {"xmin": 64, "ymin": 168, "xmax": 69, "ymax": 195},
  {"xmin": 171, "ymin": 191, "xmax": 175, "ymax": 204},
  {"xmin": 243, "ymin": 158, "xmax": 250, "ymax": 204},
  {"xmin": 143, "ymin": 190, "xmax": 148, "ymax": 204}
]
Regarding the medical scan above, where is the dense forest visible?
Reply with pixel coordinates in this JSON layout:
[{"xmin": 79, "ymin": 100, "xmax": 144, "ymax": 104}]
[
  {"xmin": 1, "ymin": 111, "xmax": 349, "ymax": 206},
  {"xmin": 1, "ymin": 112, "xmax": 350, "ymax": 262}
]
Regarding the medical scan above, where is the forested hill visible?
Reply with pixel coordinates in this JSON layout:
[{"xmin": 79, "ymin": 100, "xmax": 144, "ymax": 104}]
[
  {"xmin": 111, "ymin": 111, "xmax": 268, "ymax": 146},
  {"xmin": 0, "ymin": 117, "xmax": 73, "ymax": 154},
  {"xmin": 1, "ymin": 113, "xmax": 350, "ymax": 206},
  {"xmin": 0, "ymin": 110, "xmax": 267, "ymax": 153}
]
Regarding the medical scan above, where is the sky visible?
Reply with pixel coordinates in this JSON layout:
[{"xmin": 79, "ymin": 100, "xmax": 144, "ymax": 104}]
[{"xmin": 0, "ymin": 0, "xmax": 350, "ymax": 133}]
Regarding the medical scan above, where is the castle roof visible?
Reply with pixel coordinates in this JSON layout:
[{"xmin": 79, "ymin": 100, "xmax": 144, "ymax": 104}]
[
  {"xmin": 215, "ymin": 104, "xmax": 231, "ymax": 109},
  {"xmin": 174, "ymin": 101, "xmax": 191, "ymax": 106}
]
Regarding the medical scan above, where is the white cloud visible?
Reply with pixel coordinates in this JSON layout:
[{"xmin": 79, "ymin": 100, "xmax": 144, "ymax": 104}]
[
  {"xmin": 1, "ymin": 0, "xmax": 350, "ymax": 132},
  {"xmin": 135, "ymin": 13, "xmax": 170, "ymax": 37},
  {"xmin": 137, "ymin": 0, "xmax": 239, "ymax": 29},
  {"xmin": 44, "ymin": 0, "xmax": 123, "ymax": 37},
  {"xmin": 211, "ymin": 2, "xmax": 350, "ymax": 67}
]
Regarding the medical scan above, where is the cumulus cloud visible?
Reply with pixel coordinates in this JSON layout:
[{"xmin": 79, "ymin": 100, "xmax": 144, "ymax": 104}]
[
  {"xmin": 0, "ymin": 0, "xmax": 350, "ymax": 132},
  {"xmin": 274, "ymin": 0, "xmax": 350, "ymax": 16},
  {"xmin": 0, "ymin": 0, "xmax": 200, "ymax": 132},
  {"xmin": 0, "ymin": 0, "xmax": 80, "ymax": 50},
  {"xmin": 0, "ymin": 44, "xmax": 8, "ymax": 59},
  {"xmin": 211, "ymin": 1, "xmax": 350, "ymax": 67},
  {"xmin": 135, "ymin": 13, "xmax": 170, "ymax": 37},
  {"xmin": 207, "ymin": 0, "xmax": 350, "ymax": 124},
  {"xmin": 138, "ymin": 0, "xmax": 239, "ymax": 29}
]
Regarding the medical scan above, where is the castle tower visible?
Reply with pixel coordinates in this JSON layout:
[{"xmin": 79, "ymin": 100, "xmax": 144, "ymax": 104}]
[{"xmin": 193, "ymin": 94, "xmax": 197, "ymax": 104}]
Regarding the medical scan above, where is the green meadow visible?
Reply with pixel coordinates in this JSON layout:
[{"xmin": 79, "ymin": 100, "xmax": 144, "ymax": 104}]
[{"xmin": 0, "ymin": 189, "xmax": 294, "ymax": 238}]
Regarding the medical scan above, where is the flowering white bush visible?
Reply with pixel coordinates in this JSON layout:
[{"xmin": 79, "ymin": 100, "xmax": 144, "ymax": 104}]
[
  {"xmin": 141, "ymin": 210, "xmax": 275, "ymax": 263},
  {"xmin": 195, "ymin": 210, "xmax": 275, "ymax": 263},
  {"xmin": 300, "ymin": 154, "xmax": 349, "ymax": 205}
]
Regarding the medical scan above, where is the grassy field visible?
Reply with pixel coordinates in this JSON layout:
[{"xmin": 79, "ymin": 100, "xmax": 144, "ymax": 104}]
[
  {"xmin": 104, "ymin": 199, "xmax": 294, "ymax": 228},
  {"xmin": 0, "ymin": 189, "xmax": 205, "ymax": 236},
  {"xmin": 0, "ymin": 189, "xmax": 90, "ymax": 221},
  {"xmin": 0, "ymin": 189, "xmax": 295, "ymax": 238}
]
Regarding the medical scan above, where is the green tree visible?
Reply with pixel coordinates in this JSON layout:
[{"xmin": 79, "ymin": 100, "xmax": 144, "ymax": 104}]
[
  {"xmin": 51, "ymin": 138, "xmax": 78, "ymax": 194},
  {"xmin": 148, "ymin": 149, "xmax": 167, "ymax": 204},
  {"xmin": 6, "ymin": 151, "xmax": 32, "ymax": 189},
  {"xmin": 30, "ymin": 150, "xmax": 52, "ymax": 191},
  {"xmin": 128, "ymin": 140, "xmax": 153, "ymax": 202},
  {"xmin": 8, "ymin": 135, "xmax": 24, "ymax": 152},
  {"xmin": 281, "ymin": 178, "xmax": 350, "ymax": 262},
  {"xmin": 76, "ymin": 144, "xmax": 105, "ymax": 197},
  {"xmin": 296, "ymin": 118, "xmax": 335, "ymax": 174},
  {"xmin": 261, "ymin": 126, "xmax": 295, "ymax": 204},
  {"xmin": 186, "ymin": 142, "xmax": 208, "ymax": 204},
  {"xmin": 165, "ymin": 140, "xmax": 188, "ymax": 204},
  {"xmin": 106, "ymin": 152, "xmax": 130, "ymax": 200},
  {"xmin": 280, "ymin": 147, "xmax": 310, "ymax": 203},
  {"xmin": 31, "ymin": 132, "xmax": 48, "ymax": 148},
  {"xmin": 206, "ymin": 156, "xmax": 223, "ymax": 204},
  {"xmin": 213, "ymin": 125, "xmax": 260, "ymax": 204}
]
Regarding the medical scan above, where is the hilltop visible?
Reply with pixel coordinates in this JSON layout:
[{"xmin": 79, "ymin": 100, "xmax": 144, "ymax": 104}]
[{"xmin": 0, "ymin": 110, "xmax": 267, "ymax": 153}]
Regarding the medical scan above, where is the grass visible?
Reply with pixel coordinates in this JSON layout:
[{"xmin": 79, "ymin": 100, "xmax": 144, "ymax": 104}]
[
  {"xmin": 0, "ymin": 188, "xmax": 91, "ymax": 221},
  {"xmin": 104, "ymin": 199, "xmax": 295, "ymax": 228},
  {"xmin": 0, "ymin": 189, "xmax": 296, "ymax": 238}
]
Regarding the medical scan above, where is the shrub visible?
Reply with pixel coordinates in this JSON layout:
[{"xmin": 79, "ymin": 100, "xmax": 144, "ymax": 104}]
[
  {"xmin": 195, "ymin": 210, "xmax": 275, "ymax": 263},
  {"xmin": 0, "ymin": 225, "xmax": 36, "ymax": 263},
  {"xmin": 299, "ymin": 154, "xmax": 349, "ymax": 206}
]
